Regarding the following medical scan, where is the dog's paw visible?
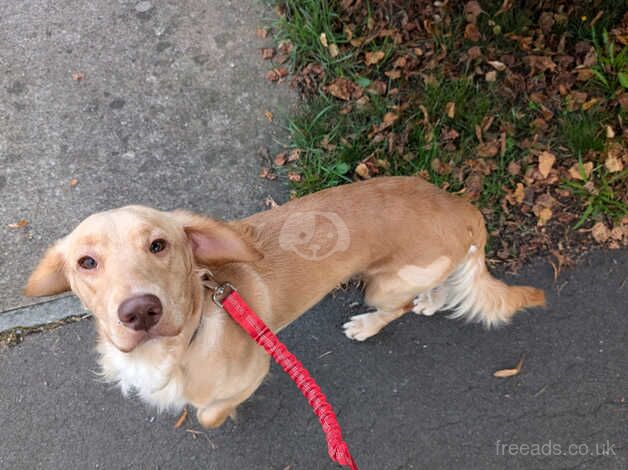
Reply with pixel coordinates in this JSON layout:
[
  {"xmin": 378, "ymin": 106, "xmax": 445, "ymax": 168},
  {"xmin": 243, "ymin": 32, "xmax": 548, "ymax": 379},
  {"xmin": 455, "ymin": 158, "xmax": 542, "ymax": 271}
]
[{"xmin": 343, "ymin": 313, "xmax": 384, "ymax": 341}]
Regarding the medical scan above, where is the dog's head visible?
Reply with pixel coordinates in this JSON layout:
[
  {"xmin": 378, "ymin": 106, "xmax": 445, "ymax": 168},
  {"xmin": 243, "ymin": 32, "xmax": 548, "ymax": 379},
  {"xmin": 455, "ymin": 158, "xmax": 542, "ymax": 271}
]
[{"xmin": 24, "ymin": 206, "xmax": 261, "ymax": 352}]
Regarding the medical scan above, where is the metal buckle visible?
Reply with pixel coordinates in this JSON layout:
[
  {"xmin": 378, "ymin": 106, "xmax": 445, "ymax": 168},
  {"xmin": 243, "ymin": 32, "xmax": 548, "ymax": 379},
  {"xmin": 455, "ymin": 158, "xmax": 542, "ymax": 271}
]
[{"xmin": 211, "ymin": 282, "xmax": 237, "ymax": 307}]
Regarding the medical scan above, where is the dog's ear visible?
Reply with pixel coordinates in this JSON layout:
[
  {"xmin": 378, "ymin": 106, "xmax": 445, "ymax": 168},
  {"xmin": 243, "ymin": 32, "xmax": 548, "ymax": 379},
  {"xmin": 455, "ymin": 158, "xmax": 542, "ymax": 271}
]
[
  {"xmin": 172, "ymin": 210, "xmax": 263, "ymax": 265},
  {"xmin": 24, "ymin": 242, "xmax": 70, "ymax": 297}
]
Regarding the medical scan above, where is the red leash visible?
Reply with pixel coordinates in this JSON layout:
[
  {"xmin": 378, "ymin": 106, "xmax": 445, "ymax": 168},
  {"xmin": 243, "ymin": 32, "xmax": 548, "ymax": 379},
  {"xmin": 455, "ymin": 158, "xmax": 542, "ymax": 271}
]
[{"xmin": 212, "ymin": 284, "xmax": 358, "ymax": 470}]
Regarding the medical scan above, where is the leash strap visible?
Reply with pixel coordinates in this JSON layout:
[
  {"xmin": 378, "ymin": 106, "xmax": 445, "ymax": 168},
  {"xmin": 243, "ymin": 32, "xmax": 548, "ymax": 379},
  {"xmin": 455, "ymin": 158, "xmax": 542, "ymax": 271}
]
[{"xmin": 220, "ymin": 290, "xmax": 358, "ymax": 470}]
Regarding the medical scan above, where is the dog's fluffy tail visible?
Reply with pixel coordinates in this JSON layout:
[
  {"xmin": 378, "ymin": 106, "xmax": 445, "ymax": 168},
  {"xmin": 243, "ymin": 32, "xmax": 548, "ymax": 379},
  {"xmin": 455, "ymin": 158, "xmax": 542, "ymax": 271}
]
[{"xmin": 443, "ymin": 246, "xmax": 545, "ymax": 327}]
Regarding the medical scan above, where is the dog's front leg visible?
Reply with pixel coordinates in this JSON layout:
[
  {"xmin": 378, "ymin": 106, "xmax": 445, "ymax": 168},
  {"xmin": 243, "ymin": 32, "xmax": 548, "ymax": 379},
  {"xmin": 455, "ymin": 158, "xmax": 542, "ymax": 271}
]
[{"xmin": 197, "ymin": 401, "xmax": 237, "ymax": 428}]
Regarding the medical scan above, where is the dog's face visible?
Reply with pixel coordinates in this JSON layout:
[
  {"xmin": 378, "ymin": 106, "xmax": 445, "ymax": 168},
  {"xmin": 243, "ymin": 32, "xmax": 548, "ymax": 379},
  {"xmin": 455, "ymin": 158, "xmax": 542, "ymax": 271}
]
[{"xmin": 25, "ymin": 206, "xmax": 261, "ymax": 353}]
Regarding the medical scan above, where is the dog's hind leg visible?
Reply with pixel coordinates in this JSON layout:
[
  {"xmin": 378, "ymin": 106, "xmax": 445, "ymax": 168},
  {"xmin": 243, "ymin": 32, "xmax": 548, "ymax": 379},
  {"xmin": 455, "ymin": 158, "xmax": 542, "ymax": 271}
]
[{"xmin": 344, "ymin": 255, "xmax": 454, "ymax": 341}]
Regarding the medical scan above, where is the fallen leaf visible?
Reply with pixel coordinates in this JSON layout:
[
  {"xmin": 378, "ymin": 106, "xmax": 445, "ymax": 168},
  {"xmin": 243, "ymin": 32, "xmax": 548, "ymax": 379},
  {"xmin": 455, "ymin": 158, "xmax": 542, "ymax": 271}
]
[
  {"xmin": 265, "ymin": 67, "xmax": 288, "ymax": 81},
  {"xmin": 274, "ymin": 152, "xmax": 287, "ymax": 166},
  {"xmin": 327, "ymin": 78, "xmax": 360, "ymax": 101},
  {"xmin": 568, "ymin": 161, "xmax": 593, "ymax": 180},
  {"xmin": 493, "ymin": 356, "xmax": 524, "ymax": 378},
  {"xmin": 69, "ymin": 177, "xmax": 79, "ymax": 187},
  {"xmin": 464, "ymin": 23, "xmax": 481, "ymax": 42},
  {"xmin": 591, "ymin": 222, "xmax": 610, "ymax": 243},
  {"xmin": 445, "ymin": 101, "xmax": 455, "ymax": 118},
  {"xmin": 264, "ymin": 110, "xmax": 273, "ymax": 122},
  {"xmin": 288, "ymin": 172, "xmax": 301, "ymax": 182},
  {"xmin": 513, "ymin": 183, "xmax": 525, "ymax": 203},
  {"xmin": 71, "ymin": 71, "xmax": 85, "ymax": 81},
  {"xmin": 365, "ymin": 50, "xmax": 385, "ymax": 65},
  {"xmin": 260, "ymin": 48, "xmax": 275, "ymax": 60},
  {"xmin": 507, "ymin": 161, "xmax": 520, "ymax": 176},
  {"xmin": 485, "ymin": 70, "xmax": 497, "ymax": 82},
  {"xmin": 382, "ymin": 112, "xmax": 398, "ymax": 125},
  {"xmin": 464, "ymin": 1, "xmax": 483, "ymax": 24},
  {"xmin": 537, "ymin": 207, "xmax": 552, "ymax": 226},
  {"xmin": 581, "ymin": 98, "xmax": 599, "ymax": 111},
  {"xmin": 264, "ymin": 195, "xmax": 279, "ymax": 209},
  {"xmin": 538, "ymin": 151, "xmax": 556, "ymax": 178},
  {"xmin": 487, "ymin": 60, "xmax": 506, "ymax": 71},
  {"xmin": 174, "ymin": 407, "xmax": 188, "ymax": 429},
  {"xmin": 8, "ymin": 219, "xmax": 28, "ymax": 229},
  {"xmin": 355, "ymin": 163, "xmax": 370, "ymax": 179},
  {"xmin": 328, "ymin": 43, "xmax": 339, "ymax": 58},
  {"xmin": 287, "ymin": 148, "xmax": 301, "ymax": 162},
  {"xmin": 319, "ymin": 32, "xmax": 328, "ymax": 48},
  {"xmin": 255, "ymin": 27, "xmax": 268, "ymax": 39},
  {"xmin": 606, "ymin": 125, "xmax": 616, "ymax": 139},
  {"xmin": 384, "ymin": 69, "xmax": 401, "ymax": 79},
  {"xmin": 605, "ymin": 155, "xmax": 624, "ymax": 173},
  {"xmin": 476, "ymin": 140, "xmax": 499, "ymax": 158}
]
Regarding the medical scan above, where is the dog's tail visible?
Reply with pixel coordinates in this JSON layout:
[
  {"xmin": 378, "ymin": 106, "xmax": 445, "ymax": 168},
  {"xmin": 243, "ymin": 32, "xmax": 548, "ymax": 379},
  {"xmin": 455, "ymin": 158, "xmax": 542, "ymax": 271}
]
[{"xmin": 443, "ymin": 245, "xmax": 545, "ymax": 328}]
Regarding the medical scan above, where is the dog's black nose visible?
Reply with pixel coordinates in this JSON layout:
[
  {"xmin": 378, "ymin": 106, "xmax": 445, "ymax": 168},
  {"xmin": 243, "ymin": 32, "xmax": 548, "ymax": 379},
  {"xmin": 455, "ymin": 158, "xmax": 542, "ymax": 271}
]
[{"xmin": 117, "ymin": 294, "xmax": 162, "ymax": 331}]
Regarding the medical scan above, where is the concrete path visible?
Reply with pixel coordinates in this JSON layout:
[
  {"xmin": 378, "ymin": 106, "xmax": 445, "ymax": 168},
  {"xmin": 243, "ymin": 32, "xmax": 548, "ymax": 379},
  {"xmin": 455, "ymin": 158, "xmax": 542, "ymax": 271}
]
[
  {"xmin": 1, "ymin": 0, "xmax": 294, "ymax": 312},
  {"xmin": 0, "ymin": 250, "xmax": 626, "ymax": 469}
]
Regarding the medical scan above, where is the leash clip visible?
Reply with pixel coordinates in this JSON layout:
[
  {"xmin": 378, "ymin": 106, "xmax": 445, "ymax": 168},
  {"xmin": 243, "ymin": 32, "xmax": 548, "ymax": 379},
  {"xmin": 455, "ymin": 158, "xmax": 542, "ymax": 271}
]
[
  {"xmin": 211, "ymin": 282, "xmax": 237, "ymax": 307},
  {"xmin": 199, "ymin": 269, "xmax": 237, "ymax": 307}
]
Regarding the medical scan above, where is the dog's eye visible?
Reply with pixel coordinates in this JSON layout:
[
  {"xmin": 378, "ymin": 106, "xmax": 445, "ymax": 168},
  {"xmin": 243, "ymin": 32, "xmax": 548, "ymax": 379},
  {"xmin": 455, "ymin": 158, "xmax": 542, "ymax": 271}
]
[
  {"xmin": 149, "ymin": 239, "xmax": 167, "ymax": 254},
  {"xmin": 78, "ymin": 256, "xmax": 97, "ymax": 270}
]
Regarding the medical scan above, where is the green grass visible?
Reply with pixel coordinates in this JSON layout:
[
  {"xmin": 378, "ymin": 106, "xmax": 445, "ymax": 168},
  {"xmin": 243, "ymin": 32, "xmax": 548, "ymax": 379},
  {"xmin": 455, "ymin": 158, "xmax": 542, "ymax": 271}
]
[{"xmin": 271, "ymin": 0, "xmax": 627, "ymax": 250}]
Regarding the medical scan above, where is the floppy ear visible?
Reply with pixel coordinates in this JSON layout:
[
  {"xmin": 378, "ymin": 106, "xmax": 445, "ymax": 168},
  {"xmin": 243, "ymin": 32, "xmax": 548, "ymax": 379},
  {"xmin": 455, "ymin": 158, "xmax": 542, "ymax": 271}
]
[
  {"xmin": 24, "ymin": 242, "xmax": 70, "ymax": 297},
  {"xmin": 172, "ymin": 210, "xmax": 263, "ymax": 266}
]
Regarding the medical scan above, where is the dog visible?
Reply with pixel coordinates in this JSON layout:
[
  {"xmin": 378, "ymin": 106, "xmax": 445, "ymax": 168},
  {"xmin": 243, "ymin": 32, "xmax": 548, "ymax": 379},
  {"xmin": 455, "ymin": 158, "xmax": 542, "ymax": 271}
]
[{"xmin": 25, "ymin": 176, "xmax": 545, "ymax": 428}]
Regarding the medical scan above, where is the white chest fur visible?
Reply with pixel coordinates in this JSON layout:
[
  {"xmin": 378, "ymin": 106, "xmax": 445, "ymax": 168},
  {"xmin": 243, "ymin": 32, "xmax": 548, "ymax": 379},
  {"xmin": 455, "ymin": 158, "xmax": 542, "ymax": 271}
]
[{"xmin": 98, "ymin": 341, "xmax": 187, "ymax": 412}]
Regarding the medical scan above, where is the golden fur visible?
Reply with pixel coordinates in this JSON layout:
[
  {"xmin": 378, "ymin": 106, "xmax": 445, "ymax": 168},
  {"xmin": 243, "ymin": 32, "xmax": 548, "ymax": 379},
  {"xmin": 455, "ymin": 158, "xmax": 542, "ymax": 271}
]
[{"xmin": 25, "ymin": 176, "xmax": 544, "ymax": 427}]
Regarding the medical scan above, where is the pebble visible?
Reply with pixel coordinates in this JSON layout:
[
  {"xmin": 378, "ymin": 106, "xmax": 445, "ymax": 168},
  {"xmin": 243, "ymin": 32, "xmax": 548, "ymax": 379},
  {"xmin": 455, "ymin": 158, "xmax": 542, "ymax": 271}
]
[{"xmin": 135, "ymin": 1, "xmax": 153, "ymax": 13}]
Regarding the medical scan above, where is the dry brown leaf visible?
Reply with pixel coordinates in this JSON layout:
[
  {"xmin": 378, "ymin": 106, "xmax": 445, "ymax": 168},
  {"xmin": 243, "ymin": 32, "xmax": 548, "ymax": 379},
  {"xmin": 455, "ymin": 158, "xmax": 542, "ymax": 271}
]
[
  {"xmin": 493, "ymin": 356, "xmax": 524, "ymax": 378},
  {"xmin": 260, "ymin": 47, "xmax": 275, "ymax": 60},
  {"xmin": 8, "ymin": 219, "xmax": 28, "ymax": 229},
  {"xmin": 513, "ymin": 183, "xmax": 525, "ymax": 203},
  {"xmin": 365, "ymin": 50, "xmax": 385, "ymax": 65},
  {"xmin": 174, "ymin": 407, "xmax": 188, "ymax": 429},
  {"xmin": 382, "ymin": 112, "xmax": 398, "ymax": 125},
  {"xmin": 464, "ymin": 1, "xmax": 483, "ymax": 24},
  {"xmin": 255, "ymin": 27, "xmax": 268, "ymax": 39},
  {"xmin": 507, "ymin": 161, "xmax": 521, "ymax": 176},
  {"xmin": 485, "ymin": 70, "xmax": 497, "ymax": 82},
  {"xmin": 265, "ymin": 67, "xmax": 288, "ymax": 81},
  {"xmin": 69, "ymin": 177, "xmax": 79, "ymax": 187},
  {"xmin": 319, "ymin": 32, "xmax": 328, "ymax": 48},
  {"xmin": 384, "ymin": 69, "xmax": 401, "ymax": 79},
  {"xmin": 538, "ymin": 151, "xmax": 556, "ymax": 178},
  {"xmin": 606, "ymin": 125, "xmax": 616, "ymax": 139},
  {"xmin": 328, "ymin": 43, "xmax": 339, "ymax": 58},
  {"xmin": 487, "ymin": 60, "xmax": 506, "ymax": 71},
  {"xmin": 445, "ymin": 101, "xmax": 455, "ymax": 119},
  {"xmin": 287, "ymin": 148, "xmax": 301, "ymax": 162},
  {"xmin": 72, "ymin": 71, "xmax": 85, "ymax": 81},
  {"xmin": 538, "ymin": 207, "xmax": 553, "ymax": 225},
  {"xmin": 264, "ymin": 110, "xmax": 273, "ymax": 122},
  {"xmin": 288, "ymin": 172, "xmax": 301, "ymax": 182},
  {"xmin": 567, "ymin": 162, "xmax": 593, "ymax": 180},
  {"xmin": 327, "ymin": 78, "xmax": 359, "ymax": 101},
  {"xmin": 581, "ymin": 98, "xmax": 599, "ymax": 111},
  {"xmin": 591, "ymin": 222, "xmax": 610, "ymax": 243},
  {"xmin": 355, "ymin": 163, "xmax": 370, "ymax": 179},
  {"xmin": 274, "ymin": 152, "xmax": 287, "ymax": 166},
  {"xmin": 464, "ymin": 23, "xmax": 481, "ymax": 42},
  {"xmin": 264, "ymin": 195, "xmax": 279, "ymax": 209},
  {"xmin": 605, "ymin": 155, "xmax": 624, "ymax": 173},
  {"xmin": 476, "ymin": 140, "xmax": 499, "ymax": 158}
]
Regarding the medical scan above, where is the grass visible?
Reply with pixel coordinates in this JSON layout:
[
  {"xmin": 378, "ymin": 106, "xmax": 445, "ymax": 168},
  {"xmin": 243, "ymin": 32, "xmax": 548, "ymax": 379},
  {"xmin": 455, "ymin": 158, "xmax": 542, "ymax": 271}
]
[{"xmin": 269, "ymin": 0, "xmax": 627, "ymax": 261}]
